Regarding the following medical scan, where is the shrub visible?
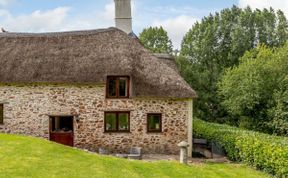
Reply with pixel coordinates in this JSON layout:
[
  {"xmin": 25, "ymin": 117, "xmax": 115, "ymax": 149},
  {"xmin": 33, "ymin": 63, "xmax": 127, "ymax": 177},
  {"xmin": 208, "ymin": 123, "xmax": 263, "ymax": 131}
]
[{"xmin": 193, "ymin": 119, "xmax": 288, "ymax": 177}]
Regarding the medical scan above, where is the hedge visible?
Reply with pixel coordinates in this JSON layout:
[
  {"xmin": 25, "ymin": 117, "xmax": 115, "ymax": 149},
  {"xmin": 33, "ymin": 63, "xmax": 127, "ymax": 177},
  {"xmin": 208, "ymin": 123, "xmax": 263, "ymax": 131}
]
[{"xmin": 193, "ymin": 119, "xmax": 288, "ymax": 177}]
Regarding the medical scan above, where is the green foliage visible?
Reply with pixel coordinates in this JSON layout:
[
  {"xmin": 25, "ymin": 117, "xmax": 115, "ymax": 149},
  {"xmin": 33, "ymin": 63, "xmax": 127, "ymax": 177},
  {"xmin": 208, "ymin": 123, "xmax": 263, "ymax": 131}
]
[
  {"xmin": 139, "ymin": 26, "xmax": 173, "ymax": 54},
  {"xmin": 268, "ymin": 78, "xmax": 288, "ymax": 135},
  {"xmin": 218, "ymin": 44, "xmax": 288, "ymax": 135},
  {"xmin": 179, "ymin": 6, "xmax": 288, "ymax": 122},
  {"xmin": 193, "ymin": 119, "xmax": 288, "ymax": 177},
  {"xmin": 0, "ymin": 133, "xmax": 269, "ymax": 178}
]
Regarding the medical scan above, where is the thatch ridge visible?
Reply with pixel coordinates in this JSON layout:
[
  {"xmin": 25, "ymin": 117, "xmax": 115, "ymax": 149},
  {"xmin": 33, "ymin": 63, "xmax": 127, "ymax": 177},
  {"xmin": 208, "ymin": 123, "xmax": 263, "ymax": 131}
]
[
  {"xmin": 0, "ymin": 27, "xmax": 196, "ymax": 98},
  {"xmin": 0, "ymin": 28, "xmax": 116, "ymax": 37}
]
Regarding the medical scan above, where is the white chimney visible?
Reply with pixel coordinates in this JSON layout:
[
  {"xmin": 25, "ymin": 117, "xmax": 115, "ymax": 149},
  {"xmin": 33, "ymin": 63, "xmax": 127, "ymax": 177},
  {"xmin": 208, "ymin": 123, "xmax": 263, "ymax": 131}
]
[{"xmin": 114, "ymin": 0, "xmax": 132, "ymax": 34}]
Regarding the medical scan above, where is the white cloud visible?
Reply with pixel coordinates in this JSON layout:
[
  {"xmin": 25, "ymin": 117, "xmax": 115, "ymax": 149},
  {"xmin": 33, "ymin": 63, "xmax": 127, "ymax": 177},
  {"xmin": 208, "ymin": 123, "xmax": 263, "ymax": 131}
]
[
  {"xmin": 92, "ymin": 2, "xmax": 114, "ymax": 27},
  {"xmin": 58, "ymin": 2, "xmax": 115, "ymax": 31},
  {"xmin": 239, "ymin": 0, "xmax": 288, "ymax": 15},
  {"xmin": 0, "ymin": 0, "xmax": 14, "ymax": 7},
  {"xmin": 0, "ymin": 0, "xmax": 197, "ymax": 50},
  {"xmin": 0, "ymin": 7, "xmax": 70, "ymax": 32},
  {"xmin": 0, "ymin": 1, "xmax": 116, "ymax": 32},
  {"xmin": 0, "ymin": 0, "xmax": 129, "ymax": 33},
  {"xmin": 152, "ymin": 15, "xmax": 198, "ymax": 50},
  {"xmin": 0, "ymin": 9, "xmax": 9, "ymax": 17}
]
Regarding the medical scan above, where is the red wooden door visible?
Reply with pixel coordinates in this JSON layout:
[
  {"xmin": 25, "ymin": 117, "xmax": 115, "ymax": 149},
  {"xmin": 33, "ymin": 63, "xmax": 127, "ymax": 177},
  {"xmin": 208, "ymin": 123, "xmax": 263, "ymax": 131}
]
[
  {"xmin": 50, "ymin": 132, "xmax": 73, "ymax": 147},
  {"xmin": 49, "ymin": 116, "xmax": 74, "ymax": 147}
]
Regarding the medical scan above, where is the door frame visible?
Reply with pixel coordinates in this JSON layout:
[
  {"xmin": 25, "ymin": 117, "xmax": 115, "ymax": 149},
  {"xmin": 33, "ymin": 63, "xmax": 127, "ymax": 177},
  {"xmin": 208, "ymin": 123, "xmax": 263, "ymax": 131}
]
[{"xmin": 49, "ymin": 115, "xmax": 74, "ymax": 147}]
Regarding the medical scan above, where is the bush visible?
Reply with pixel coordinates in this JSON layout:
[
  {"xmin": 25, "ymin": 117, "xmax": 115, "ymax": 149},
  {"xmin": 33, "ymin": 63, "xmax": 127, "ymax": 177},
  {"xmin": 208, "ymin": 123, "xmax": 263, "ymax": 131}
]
[{"xmin": 193, "ymin": 119, "xmax": 288, "ymax": 177}]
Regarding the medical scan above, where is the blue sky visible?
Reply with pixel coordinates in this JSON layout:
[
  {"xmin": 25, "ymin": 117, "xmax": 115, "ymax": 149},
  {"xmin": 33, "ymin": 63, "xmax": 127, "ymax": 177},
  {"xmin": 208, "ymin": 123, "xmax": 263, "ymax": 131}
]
[{"xmin": 0, "ymin": 0, "xmax": 287, "ymax": 49}]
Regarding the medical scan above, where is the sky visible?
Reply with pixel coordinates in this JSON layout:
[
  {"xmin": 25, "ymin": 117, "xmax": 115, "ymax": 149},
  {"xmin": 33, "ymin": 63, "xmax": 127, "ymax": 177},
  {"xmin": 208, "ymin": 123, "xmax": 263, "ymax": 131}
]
[{"xmin": 1, "ymin": 0, "xmax": 288, "ymax": 49}]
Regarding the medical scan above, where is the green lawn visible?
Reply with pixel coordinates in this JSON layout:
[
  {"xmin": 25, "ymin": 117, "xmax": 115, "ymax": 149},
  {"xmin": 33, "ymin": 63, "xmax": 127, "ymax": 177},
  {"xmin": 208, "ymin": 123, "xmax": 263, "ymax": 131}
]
[{"xmin": 0, "ymin": 134, "xmax": 270, "ymax": 178}]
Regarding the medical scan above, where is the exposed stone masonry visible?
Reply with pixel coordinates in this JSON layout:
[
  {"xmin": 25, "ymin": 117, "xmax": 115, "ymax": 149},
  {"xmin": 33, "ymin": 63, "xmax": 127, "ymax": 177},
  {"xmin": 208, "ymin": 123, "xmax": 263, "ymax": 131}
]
[{"xmin": 0, "ymin": 84, "xmax": 189, "ymax": 154}]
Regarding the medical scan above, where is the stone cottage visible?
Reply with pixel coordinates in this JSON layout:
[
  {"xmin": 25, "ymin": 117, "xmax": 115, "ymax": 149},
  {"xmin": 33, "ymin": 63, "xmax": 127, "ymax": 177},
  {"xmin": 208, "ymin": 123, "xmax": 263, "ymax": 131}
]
[{"xmin": 0, "ymin": 0, "xmax": 196, "ymax": 156}]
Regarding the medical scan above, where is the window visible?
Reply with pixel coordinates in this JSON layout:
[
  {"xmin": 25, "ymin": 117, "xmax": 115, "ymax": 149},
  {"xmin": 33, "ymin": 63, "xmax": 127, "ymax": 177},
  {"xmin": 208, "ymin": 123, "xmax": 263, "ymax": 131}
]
[
  {"xmin": 106, "ymin": 76, "xmax": 130, "ymax": 98},
  {"xmin": 147, "ymin": 114, "xmax": 162, "ymax": 132},
  {"xmin": 104, "ymin": 112, "xmax": 130, "ymax": 132},
  {"xmin": 0, "ymin": 104, "xmax": 3, "ymax": 125},
  {"xmin": 50, "ymin": 116, "xmax": 73, "ymax": 133}
]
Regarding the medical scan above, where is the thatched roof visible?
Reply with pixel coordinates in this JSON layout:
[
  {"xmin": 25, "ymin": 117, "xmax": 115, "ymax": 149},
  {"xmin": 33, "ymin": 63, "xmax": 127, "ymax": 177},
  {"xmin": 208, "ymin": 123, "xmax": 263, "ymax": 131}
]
[{"xmin": 0, "ymin": 27, "xmax": 196, "ymax": 99}]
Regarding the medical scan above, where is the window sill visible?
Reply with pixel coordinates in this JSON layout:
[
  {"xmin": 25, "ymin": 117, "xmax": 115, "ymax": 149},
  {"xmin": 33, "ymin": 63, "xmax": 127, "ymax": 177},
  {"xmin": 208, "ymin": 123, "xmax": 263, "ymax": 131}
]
[
  {"xmin": 105, "ymin": 97, "xmax": 131, "ymax": 100},
  {"xmin": 104, "ymin": 131, "xmax": 131, "ymax": 133},
  {"xmin": 147, "ymin": 131, "xmax": 162, "ymax": 133}
]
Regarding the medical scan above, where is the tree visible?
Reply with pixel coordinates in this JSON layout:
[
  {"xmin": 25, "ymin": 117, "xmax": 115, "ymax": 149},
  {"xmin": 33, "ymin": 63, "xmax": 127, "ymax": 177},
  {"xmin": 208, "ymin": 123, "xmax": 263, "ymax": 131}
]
[
  {"xmin": 139, "ymin": 26, "xmax": 173, "ymax": 54},
  {"xmin": 179, "ymin": 6, "xmax": 288, "ymax": 123},
  {"xmin": 218, "ymin": 44, "xmax": 288, "ymax": 135},
  {"xmin": 276, "ymin": 10, "xmax": 288, "ymax": 46}
]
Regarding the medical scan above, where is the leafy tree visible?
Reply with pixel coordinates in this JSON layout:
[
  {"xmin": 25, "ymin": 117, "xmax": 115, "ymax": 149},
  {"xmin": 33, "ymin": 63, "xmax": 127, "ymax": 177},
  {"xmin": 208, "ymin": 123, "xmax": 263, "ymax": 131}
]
[
  {"xmin": 268, "ymin": 78, "xmax": 288, "ymax": 135},
  {"xmin": 139, "ymin": 26, "xmax": 173, "ymax": 54},
  {"xmin": 276, "ymin": 10, "xmax": 288, "ymax": 46},
  {"xmin": 179, "ymin": 6, "xmax": 288, "ymax": 123},
  {"xmin": 218, "ymin": 44, "xmax": 288, "ymax": 135}
]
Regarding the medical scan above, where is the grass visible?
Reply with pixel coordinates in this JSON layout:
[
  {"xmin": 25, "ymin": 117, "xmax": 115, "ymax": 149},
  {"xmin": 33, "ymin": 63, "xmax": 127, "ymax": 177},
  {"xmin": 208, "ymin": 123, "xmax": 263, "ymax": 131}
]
[{"xmin": 0, "ymin": 134, "xmax": 270, "ymax": 178}]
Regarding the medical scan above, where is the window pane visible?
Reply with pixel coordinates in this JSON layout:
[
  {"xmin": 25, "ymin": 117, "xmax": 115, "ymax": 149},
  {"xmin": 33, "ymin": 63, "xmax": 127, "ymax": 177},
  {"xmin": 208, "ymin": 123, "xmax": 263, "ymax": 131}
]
[
  {"xmin": 105, "ymin": 113, "xmax": 117, "ymax": 131},
  {"xmin": 108, "ymin": 78, "xmax": 117, "ymax": 97},
  {"xmin": 118, "ymin": 113, "xmax": 129, "ymax": 131},
  {"xmin": 148, "ymin": 114, "xmax": 161, "ymax": 131},
  {"xmin": 0, "ymin": 104, "xmax": 3, "ymax": 124},
  {"xmin": 51, "ymin": 117, "xmax": 59, "ymax": 131},
  {"xmin": 51, "ymin": 116, "xmax": 73, "ymax": 132},
  {"xmin": 119, "ymin": 78, "xmax": 128, "ymax": 97},
  {"xmin": 59, "ymin": 117, "xmax": 73, "ymax": 131}
]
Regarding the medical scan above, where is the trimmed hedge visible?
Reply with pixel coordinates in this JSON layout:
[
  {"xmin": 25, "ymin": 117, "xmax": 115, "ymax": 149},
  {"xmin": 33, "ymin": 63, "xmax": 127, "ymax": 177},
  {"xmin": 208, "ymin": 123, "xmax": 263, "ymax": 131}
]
[{"xmin": 193, "ymin": 119, "xmax": 288, "ymax": 177}]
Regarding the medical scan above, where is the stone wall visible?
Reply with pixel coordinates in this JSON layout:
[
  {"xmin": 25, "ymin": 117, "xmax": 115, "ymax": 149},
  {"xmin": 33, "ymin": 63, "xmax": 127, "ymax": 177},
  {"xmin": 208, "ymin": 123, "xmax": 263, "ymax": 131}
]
[{"xmin": 0, "ymin": 84, "xmax": 189, "ymax": 154}]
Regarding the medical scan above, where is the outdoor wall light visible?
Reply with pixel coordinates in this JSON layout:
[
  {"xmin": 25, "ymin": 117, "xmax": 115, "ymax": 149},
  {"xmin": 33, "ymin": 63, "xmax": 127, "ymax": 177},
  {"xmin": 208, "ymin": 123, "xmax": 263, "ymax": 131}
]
[{"xmin": 74, "ymin": 115, "xmax": 80, "ymax": 122}]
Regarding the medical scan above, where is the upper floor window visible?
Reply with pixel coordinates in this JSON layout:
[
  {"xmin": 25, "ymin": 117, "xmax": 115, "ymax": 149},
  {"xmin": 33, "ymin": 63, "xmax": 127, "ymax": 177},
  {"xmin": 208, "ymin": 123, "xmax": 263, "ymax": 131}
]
[
  {"xmin": 106, "ymin": 76, "xmax": 130, "ymax": 98},
  {"xmin": 0, "ymin": 104, "xmax": 3, "ymax": 125}
]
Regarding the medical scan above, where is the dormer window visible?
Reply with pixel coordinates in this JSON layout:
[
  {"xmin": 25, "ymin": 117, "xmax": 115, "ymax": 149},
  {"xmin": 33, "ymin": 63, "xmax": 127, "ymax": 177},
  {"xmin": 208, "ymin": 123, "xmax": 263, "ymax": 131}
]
[{"xmin": 106, "ymin": 76, "xmax": 130, "ymax": 98}]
